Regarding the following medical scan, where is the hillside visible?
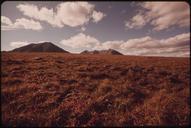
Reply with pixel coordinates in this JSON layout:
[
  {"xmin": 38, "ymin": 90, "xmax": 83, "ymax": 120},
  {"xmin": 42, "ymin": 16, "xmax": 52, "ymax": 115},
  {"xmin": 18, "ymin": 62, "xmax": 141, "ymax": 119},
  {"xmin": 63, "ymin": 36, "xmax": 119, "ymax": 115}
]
[
  {"xmin": 11, "ymin": 42, "xmax": 69, "ymax": 53},
  {"xmin": 81, "ymin": 49, "xmax": 123, "ymax": 55}
]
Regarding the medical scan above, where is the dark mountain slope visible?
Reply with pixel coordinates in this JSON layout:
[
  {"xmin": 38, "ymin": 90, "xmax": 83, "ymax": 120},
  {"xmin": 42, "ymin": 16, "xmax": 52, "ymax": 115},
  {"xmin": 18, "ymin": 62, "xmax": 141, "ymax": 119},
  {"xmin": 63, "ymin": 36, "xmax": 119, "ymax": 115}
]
[
  {"xmin": 11, "ymin": 42, "xmax": 69, "ymax": 53},
  {"xmin": 81, "ymin": 49, "xmax": 123, "ymax": 55}
]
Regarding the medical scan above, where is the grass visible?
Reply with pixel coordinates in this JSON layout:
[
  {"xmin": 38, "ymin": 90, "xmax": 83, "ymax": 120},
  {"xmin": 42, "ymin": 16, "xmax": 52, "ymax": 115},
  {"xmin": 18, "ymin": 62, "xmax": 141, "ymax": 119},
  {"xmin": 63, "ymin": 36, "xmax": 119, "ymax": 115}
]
[{"xmin": 1, "ymin": 52, "xmax": 190, "ymax": 127}]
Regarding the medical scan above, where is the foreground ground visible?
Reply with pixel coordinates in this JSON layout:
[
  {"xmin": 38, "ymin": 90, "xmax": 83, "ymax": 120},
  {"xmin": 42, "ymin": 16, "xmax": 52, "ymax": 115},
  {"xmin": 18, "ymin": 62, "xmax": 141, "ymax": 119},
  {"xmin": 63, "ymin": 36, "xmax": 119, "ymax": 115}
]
[{"xmin": 1, "ymin": 52, "xmax": 190, "ymax": 127}]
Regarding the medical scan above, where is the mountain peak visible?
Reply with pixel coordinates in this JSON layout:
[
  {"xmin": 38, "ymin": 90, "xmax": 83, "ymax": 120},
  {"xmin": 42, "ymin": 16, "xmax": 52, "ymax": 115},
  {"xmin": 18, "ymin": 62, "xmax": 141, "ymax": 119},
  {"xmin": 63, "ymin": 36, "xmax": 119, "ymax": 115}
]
[
  {"xmin": 40, "ymin": 42, "xmax": 53, "ymax": 45},
  {"xmin": 11, "ymin": 42, "xmax": 69, "ymax": 53}
]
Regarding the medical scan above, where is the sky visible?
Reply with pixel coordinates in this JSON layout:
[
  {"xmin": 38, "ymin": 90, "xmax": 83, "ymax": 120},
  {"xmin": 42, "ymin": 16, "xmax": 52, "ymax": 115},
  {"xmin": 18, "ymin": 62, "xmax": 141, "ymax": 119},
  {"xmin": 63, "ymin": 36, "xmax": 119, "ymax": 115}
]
[{"xmin": 1, "ymin": 1, "xmax": 190, "ymax": 57}]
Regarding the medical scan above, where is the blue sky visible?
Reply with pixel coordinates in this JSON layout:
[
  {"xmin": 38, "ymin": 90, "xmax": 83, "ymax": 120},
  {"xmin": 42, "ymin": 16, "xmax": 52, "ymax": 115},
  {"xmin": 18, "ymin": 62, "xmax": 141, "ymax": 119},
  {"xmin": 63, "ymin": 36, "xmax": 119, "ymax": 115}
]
[{"xmin": 1, "ymin": 1, "xmax": 190, "ymax": 57}]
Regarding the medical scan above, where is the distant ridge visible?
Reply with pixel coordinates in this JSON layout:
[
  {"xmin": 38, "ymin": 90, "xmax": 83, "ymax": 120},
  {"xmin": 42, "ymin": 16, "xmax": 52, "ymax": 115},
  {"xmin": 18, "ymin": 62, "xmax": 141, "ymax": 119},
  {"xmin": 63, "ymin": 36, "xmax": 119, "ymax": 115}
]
[
  {"xmin": 11, "ymin": 42, "xmax": 69, "ymax": 53},
  {"xmin": 81, "ymin": 49, "xmax": 123, "ymax": 55}
]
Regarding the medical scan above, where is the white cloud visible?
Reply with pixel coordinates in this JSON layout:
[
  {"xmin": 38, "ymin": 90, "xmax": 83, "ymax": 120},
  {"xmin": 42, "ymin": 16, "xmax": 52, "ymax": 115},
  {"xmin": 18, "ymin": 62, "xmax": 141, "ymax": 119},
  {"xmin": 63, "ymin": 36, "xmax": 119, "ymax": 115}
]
[
  {"xmin": 1, "ymin": 16, "xmax": 43, "ymax": 31},
  {"xmin": 125, "ymin": 2, "xmax": 190, "ymax": 31},
  {"xmin": 95, "ymin": 40, "xmax": 124, "ymax": 51},
  {"xmin": 60, "ymin": 33, "xmax": 100, "ymax": 52},
  {"xmin": 160, "ymin": 33, "xmax": 190, "ymax": 47},
  {"xmin": 121, "ymin": 36, "xmax": 160, "ymax": 49},
  {"xmin": 10, "ymin": 41, "xmax": 29, "ymax": 48},
  {"xmin": 81, "ymin": 26, "xmax": 86, "ymax": 32},
  {"xmin": 1, "ymin": 16, "xmax": 12, "ymax": 25},
  {"xmin": 125, "ymin": 13, "xmax": 147, "ymax": 29},
  {"xmin": 56, "ymin": 2, "xmax": 94, "ymax": 27},
  {"xmin": 59, "ymin": 32, "xmax": 190, "ymax": 57},
  {"xmin": 92, "ymin": 11, "xmax": 106, "ymax": 23},
  {"xmin": 17, "ymin": 2, "xmax": 105, "ymax": 28},
  {"xmin": 144, "ymin": 2, "xmax": 190, "ymax": 31},
  {"xmin": 17, "ymin": 4, "xmax": 63, "ymax": 28},
  {"xmin": 14, "ymin": 18, "xmax": 43, "ymax": 30},
  {"xmin": 120, "ymin": 33, "xmax": 190, "ymax": 56}
]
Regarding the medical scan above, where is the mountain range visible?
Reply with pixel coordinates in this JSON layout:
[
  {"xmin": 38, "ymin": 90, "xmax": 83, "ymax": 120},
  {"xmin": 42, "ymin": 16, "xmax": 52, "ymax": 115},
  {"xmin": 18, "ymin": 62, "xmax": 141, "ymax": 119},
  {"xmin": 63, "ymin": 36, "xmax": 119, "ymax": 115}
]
[
  {"xmin": 10, "ymin": 42, "xmax": 123, "ymax": 55},
  {"xmin": 81, "ymin": 49, "xmax": 123, "ymax": 55}
]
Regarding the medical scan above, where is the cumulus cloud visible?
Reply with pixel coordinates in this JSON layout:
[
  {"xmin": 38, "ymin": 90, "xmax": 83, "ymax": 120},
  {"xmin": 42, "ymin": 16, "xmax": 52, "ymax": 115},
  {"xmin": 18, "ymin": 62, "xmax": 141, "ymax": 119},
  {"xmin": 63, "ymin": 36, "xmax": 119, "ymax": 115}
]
[
  {"xmin": 59, "ymin": 32, "xmax": 190, "ymax": 57},
  {"xmin": 92, "ymin": 11, "xmax": 106, "ymax": 23},
  {"xmin": 60, "ymin": 33, "xmax": 100, "ymax": 52},
  {"xmin": 1, "ymin": 16, "xmax": 43, "ymax": 30},
  {"xmin": 125, "ymin": 13, "xmax": 147, "ymax": 29},
  {"xmin": 120, "ymin": 33, "xmax": 190, "ymax": 57},
  {"xmin": 17, "ymin": 4, "xmax": 63, "ymax": 27},
  {"xmin": 1, "ymin": 16, "xmax": 13, "ymax": 25},
  {"xmin": 159, "ymin": 33, "xmax": 190, "ymax": 49},
  {"xmin": 56, "ymin": 2, "xmax": 94, "ymax": 27},
  {"xmin": 14, "ymin": 18, "xmax": 43, "ymax": 30},
  {"xmin": 95, "ymin": 40, "xmax": 125, "ymax": 51},
  {"xmin": 17, "ymin": 2, "xmax": 106, "ymax": 28},
  {"xmin": 125, "ymin": 2, "xmax": 190, "ymax": 30},
  {"xmin": 120, "ymin": 36, "xmax": 160, "ymax": 49}
]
